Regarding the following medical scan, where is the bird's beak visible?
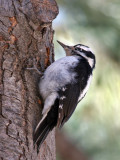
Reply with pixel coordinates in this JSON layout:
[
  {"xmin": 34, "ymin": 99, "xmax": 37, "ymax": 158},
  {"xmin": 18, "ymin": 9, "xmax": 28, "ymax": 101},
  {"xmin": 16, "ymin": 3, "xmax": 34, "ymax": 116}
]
[
  {"xmin": 57, "ymin": 41, "xmax": 68, "ymax": 48},
  {"xmin": 57, "ymin": 40, "xmax": 74, "ymax": 56}
]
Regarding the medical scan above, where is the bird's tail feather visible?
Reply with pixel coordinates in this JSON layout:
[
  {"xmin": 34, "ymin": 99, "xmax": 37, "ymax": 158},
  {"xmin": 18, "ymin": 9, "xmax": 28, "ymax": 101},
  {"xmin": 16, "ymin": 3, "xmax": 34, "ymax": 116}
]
[
  {"xmin": 33, "ymin": 98, "xmax": 59, "ymax": 151},
  {"xmin": 33, "ymin": 116, "xmax": 51, "ymax": 150}
]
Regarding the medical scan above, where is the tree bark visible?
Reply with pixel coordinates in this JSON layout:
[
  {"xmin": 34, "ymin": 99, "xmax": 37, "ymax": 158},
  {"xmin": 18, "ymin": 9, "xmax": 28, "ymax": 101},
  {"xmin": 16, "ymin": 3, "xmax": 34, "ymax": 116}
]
[{"xmin": 0, "ymin": 0, "xmax": 58, "ymax": 159}]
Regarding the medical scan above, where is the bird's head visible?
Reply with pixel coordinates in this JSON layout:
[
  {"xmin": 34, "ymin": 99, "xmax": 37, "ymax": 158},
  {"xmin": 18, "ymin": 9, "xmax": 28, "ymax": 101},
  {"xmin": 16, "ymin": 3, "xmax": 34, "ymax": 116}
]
[{"xmin": 57, "ymin": 41, "xmax": 96, "ymax": 69}]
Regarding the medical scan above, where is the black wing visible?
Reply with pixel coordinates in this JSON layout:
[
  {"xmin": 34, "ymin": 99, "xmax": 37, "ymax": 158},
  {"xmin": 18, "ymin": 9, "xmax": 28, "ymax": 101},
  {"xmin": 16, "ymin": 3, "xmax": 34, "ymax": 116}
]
[{"xmin": 57, "ymin": 82, "xmax": 80, "ymax": 128}]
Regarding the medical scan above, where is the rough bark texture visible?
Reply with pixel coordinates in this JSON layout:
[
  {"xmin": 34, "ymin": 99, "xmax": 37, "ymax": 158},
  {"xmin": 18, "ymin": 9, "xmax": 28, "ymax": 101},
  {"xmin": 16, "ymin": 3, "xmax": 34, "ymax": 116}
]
[{"xmin": 0, "ymin": 0, "xmax": 58, "ymax": 160}]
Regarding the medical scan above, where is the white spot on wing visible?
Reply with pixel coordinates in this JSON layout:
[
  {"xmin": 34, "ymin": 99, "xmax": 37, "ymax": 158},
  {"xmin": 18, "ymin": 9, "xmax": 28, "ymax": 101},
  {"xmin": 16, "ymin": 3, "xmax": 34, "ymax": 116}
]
[
  {"xmin": 78, "ymin": 75, "xmax": 92, "ymax": 102},
  {"xmin": 59, "ymin": 113, "xmax": 61, "ymax": 118},
  {"xmin": 62, "ymin": 87, "xmax": 66, "ymax": 91},
  {"xmin": 59, "ymin": 104, "xmax": 63, "ymax": 109},
  {"xmin": 60, "ymin": 96, "xmax": 66, "ymax": 100}
]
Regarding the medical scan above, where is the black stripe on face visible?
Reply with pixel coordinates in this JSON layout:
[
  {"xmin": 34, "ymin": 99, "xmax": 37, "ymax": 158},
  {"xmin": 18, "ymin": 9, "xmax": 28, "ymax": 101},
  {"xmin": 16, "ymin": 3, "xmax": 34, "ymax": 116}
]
[
  {"xmin": 83, "ymin": 50, "xmax": 95, "ymax": 59},
  {"xmin": 75, "ymin": 47, "xmax": 95, "ymax": 59}
]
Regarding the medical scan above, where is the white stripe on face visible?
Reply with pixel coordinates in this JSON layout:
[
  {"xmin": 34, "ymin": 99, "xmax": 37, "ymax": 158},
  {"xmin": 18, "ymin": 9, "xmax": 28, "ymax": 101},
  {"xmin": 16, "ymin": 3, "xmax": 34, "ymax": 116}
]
[{"xmin": 76, "ymin": 45, "xmax": 93, "ymax": 53}]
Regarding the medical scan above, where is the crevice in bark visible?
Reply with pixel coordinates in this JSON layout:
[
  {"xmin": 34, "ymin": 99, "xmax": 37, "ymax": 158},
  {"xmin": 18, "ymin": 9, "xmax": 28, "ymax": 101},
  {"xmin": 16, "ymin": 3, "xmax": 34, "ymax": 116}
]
[
  {"xmin": 0, "ymin": 20, "xmax": 7, "ymax": 27},
  {"xmin": 0, "ymin": 46, "xmax": 5, "ymax": 116},
  {"xmin": 3, "ymin": 93, "xmax": 21, "ymax": 102},
  {"xmin": 6, "ymin": 119, "xmax": 12, "ymax": 135},
  {"xmin": 20, "ymin": 69, "xmax": 30, "ymax": 150}
]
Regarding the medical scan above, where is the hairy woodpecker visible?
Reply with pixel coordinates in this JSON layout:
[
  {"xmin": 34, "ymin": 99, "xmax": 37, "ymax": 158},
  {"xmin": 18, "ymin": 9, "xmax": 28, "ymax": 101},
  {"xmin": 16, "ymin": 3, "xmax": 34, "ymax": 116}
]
[{"xmin": 33, "ymin": 41, "xmax": 96, "ymax": 149}]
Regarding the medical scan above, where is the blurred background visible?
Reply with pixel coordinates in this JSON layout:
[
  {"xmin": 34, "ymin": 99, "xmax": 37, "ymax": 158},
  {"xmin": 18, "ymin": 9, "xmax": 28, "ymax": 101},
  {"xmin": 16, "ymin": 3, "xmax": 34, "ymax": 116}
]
[{"xmin": 53, "ymin": 0, "xmax": 120, "ymax": 160}]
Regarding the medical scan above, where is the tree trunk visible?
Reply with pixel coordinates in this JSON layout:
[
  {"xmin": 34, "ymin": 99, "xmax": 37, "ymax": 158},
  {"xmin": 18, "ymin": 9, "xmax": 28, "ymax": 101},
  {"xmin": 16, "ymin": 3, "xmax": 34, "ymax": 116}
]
[{"xmin": 0, "ymin": 0, "xmax": 58, "ymax": 159}]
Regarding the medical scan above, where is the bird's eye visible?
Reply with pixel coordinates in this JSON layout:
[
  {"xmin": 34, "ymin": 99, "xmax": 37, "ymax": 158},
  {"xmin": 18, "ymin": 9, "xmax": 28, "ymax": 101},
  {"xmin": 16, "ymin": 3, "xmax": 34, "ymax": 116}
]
[
  {"xmin": 75, "ymin": 47, "xmax": 82, "ymax": 52},
  {"xmin": 75, "ymin": 48, "xmax": 79, "ymax": 51}
]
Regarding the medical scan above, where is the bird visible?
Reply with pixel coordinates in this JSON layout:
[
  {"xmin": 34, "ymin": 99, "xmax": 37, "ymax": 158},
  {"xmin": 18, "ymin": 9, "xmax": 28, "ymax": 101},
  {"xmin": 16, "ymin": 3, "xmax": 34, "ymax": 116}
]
[{"xmin": 33, "ymin": 40, "xmax": 96, "ymax": 150}]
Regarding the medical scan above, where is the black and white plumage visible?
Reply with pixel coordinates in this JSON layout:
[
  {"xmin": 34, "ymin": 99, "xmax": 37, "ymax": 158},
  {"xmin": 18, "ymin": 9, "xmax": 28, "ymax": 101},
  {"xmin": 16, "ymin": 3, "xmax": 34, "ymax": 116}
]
[{"xmin": 33, "ymin": 41, "xmax": 96, "ymax": 149}]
